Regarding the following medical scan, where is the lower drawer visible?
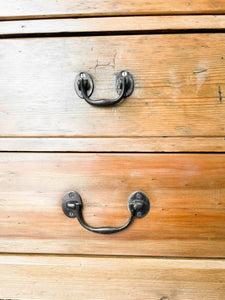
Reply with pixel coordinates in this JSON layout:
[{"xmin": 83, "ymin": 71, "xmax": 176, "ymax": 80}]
[
  {"xmin": 0, "ymin": 153, "xmax": 225, "ymax": 257},
  {"xmin": 1, "ymin": 254, "xmax": 225, "ymax": 300}
]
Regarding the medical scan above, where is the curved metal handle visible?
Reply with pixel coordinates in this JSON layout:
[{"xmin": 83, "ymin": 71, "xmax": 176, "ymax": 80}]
[
  {"xmin": 62, "ymin": 191, "xmax": 150, "ymax": 234},
  {"xmin": 74, "ymin": 71, "xmax": 134, "ymax": 106}
]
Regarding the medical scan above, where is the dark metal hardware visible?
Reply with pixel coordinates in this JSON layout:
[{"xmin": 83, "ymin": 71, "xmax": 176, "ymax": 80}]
[
  {"xmin": 74, "ymin": 71, "xmax": 134, "ymax": 106},
  {"xmin": 62, "ymin": 191, "xmax": 150, "ymax": 234}
]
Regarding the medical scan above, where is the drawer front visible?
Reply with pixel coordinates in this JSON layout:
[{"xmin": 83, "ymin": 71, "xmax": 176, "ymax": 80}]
[
  {"xmin": 1, "ymin": 34, "xmax": 225, "ymax": 138},
  {"xmin": 1, "ymin": 1, "xmax": 225, "ymax": 19},
  {"xmin": 1, "ymin": 153, "xmax": 224, "ymax": 257},
  {"xmin": 1, "ymin": 254, "xmax": 225, "ymax": 300}
]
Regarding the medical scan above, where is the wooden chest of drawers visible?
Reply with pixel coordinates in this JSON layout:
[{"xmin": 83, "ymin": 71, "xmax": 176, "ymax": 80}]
[{"xmin": 0, "ymin": 1, "xmax": 225, "ymax": 299}]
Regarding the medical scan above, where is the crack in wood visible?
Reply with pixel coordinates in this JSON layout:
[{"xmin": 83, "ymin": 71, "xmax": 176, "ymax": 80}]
[{"xmin": 218, "ymin": 85, "xmax": 223, "ymax": 103}]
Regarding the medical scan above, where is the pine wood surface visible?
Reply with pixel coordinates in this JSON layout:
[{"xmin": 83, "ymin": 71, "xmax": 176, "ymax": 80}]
[
  {"xmin": 0, "ymin": 254, "xmax": 225, "ymax": 300},
  {"xmin": 1, "ymin": 137, "xmax": 225, "ymax": 152},
  {"xmin": 0, "ymin": 153, "xmax": 224, "ymax": 257},
  {"xmin": 0, "ymin": 34, "xmax": 225, "ymax": 139},
  {"xmin": 1, "ymin": 0, "xmax": 225, "ymax": 20},
  {"xmin": 1, "ymin": 3, "xmax": 225, "ymax": 297},
  {"xmin": 1, "ymin": 15, "xmax": 225, "ymax": 36}
]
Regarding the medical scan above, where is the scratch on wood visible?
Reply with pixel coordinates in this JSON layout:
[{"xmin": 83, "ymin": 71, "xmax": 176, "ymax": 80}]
[
  {"xmin": 112, "ymin": 50, "xmax": 117, "ymax": 70},
  {"xmin": 193, "ymin": 69, "xmax": 207, "ymax": 74},
  {"xmin": 209, "ymin": 1, "xmax": 221, "ymax": 9},
  {"xmin": 175, "ymin": 126, "xmax": 192, "ymax": 135},
  {"xmin": 93, "ymin": 51, "xmax": 117, "ymax": 72},
  {"xmin": 94, "ymin": 59, "xmax": 111, "ymax": 72},
  {"xmin": 218, "ymin": 85, "xmax": 223, "ymax": 103}
]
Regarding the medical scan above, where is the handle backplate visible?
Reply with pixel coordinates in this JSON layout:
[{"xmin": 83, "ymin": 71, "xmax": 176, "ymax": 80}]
[{"xmin": 62, "ymin": 190, "xmax": 149, "ymax": 219}]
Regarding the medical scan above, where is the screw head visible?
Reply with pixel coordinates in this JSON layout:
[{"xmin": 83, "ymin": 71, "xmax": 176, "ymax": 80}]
[
  {"xmin": 69, "ymin": 211, "xmax": 74, "ymax": 217},
  {"xmin": 122, "ymin": 71, "xmax": 128, "ymax": 77},
  {"xmin": 80, "ymin": 72, "xmax": 86, "ymax": 79},
  {"xmin": 136, "ymin": 192, "xmax": 142, "ymax": 199},
  {"xmin": 137, "ymin": 212, "xmax": 142, "ymax": 218},
  {"xmin": 69, "ymin": 192, "xmax": 75, "ymax": 198}
]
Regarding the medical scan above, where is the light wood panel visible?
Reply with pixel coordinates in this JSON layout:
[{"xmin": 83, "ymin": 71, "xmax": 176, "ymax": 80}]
[
  {"xmin": 0, "ymin": 34, "xmax": 225, "ymax": 138},
  {"xmin": 0, "ymin": 153, "xmax": 224, "ymax": 257},
  {"xmin": 1, "ymin": 0, "xmax": 225, "ymax": 20},
  {"xmin": 0, "ymin": 255, "xmax": 225, "ymax": 300},
  {"xmin": 2, "ymin": 15, "xmax": 225, "ymax": 36},
  {"xmin": 1, "ymin": 137, "xmax": 225, "ymax": 152}
]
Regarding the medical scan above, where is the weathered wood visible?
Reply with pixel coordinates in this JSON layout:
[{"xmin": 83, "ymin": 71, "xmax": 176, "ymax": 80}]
[
  {"xmin": 0, "ymin": 153, "xmax": 224, "ymax": 257},
  {"xmin": 1, "ymin": 0, "xmax": 225, "ymax": 20},
  {"xmin": 0, "ymin": 34, "xmax": 225, "ymax": 138},
  {"xmin": 1, "ymin": 137, "xmax": 225, "ymax": 152},
  {"xmin": 2, "ymin": 15, "xmax": 225, "ymax": 36},
  {"xmin": 0, "ymin": 254, "xmax": 225, "ymax": 299}
]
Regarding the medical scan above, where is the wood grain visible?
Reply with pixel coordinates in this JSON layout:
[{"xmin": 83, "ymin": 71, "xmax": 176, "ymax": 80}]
[
  {"xmin": 2, "ymin": 15, "xmax": 225, "ymax": 36},
  {"xmin": 1, "ymin": 254, "xmax": 225, "ymax": 300},
  {"xmin": 1, "ymin": 137, "xmax": 225, "ymax": 152},
  {"xmin": 1, "ymin": 0, "xmax": 225, "ymax": 20},
  {"xmin": 0, "ymin": 153, "xmax": 224, "ymax": 257},
  {"xmin": 0, "ymin": 34, "xmax": 225, "ymax": 138}
]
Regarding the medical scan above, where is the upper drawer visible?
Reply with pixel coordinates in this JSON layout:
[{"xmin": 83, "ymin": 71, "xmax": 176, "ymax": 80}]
[
  {"xmin": 1, "ymin": 153, "xmax": 225, "ymax": 257},
  {"xmin": 1, "ymin": 1, "xmax": 225, "ymax": 20},
  {"xmin": 0, "ymin": 34, "xmax": 225, "ymax": 137}
]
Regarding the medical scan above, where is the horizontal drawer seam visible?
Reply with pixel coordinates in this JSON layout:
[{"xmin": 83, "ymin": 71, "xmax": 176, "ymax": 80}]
[
  {"xmin": 1, "ymin": 252, "xmax": 225, "ymax": 260},
  {"xmin": 3, "ymin": 28, "xmax": 225, "ymax": 38},
  {"xmin": 2, "ymin": 12, "xmax": 225, "ymax": 22}
]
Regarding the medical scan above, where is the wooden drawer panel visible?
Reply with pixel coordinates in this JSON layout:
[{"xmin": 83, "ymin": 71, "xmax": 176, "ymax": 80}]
[
  {"xmin": 1, "ymin": 137, "xmax": 225, "ymax": 152},
  {"xmin": 0, "ymin": 153, "xmax": 224, "ymax": 257},
  {"xmin": 1, "ymin": 255, "xmax": 225, "ymax": 300},
  {"xmin": 1, "ymin": 0, "xmax": 225, "ymax": 20},
  {"xmin": 2, "ymin": 16, "xmax": 225, "ymax": 36},
  {"xmin": 1, "ymin": 34, "xmax": 225, "ymax": 138}
]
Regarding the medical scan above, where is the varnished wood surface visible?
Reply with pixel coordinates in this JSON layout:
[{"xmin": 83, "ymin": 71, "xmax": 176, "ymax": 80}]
[
  {"xmin": 2, "ymin": 15, "xmax": 225, "ymax": 36},
  {"xmin": 0, "ymin": 153, "xmax": 224, "ymax": 257},
  {"xmin": 1, "ymin": 254, "xmax": 225, "ymax": 300},
  {"xmin": 1, "ymin": 137, "xmax": 225, "ymax": 152},
  {"xmin": 0, "ymin": 34, "xmax": 225, "ymax": 138},
  {"xmin": 1, "ymin": 0, "xmax": 225, "ymax": 20}
]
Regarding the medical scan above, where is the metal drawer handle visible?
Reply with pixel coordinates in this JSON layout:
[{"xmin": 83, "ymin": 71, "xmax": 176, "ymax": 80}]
[
  {"xmin": 62, "ymin": 191, "xmax": 150, "ymax": 234},
  {"xmin": 74, "ymin": 71, "xmax": 134, "ymax": 106}
]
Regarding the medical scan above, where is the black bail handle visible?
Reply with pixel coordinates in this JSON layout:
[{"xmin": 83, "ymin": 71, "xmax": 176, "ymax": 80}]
[
  {"xmin": 74, "ymin": 71, "xmax": 134, "ymax": 106},
  {"xmin": 62, "ymin": 191, "xmax": 150, "ymax": 234}
]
